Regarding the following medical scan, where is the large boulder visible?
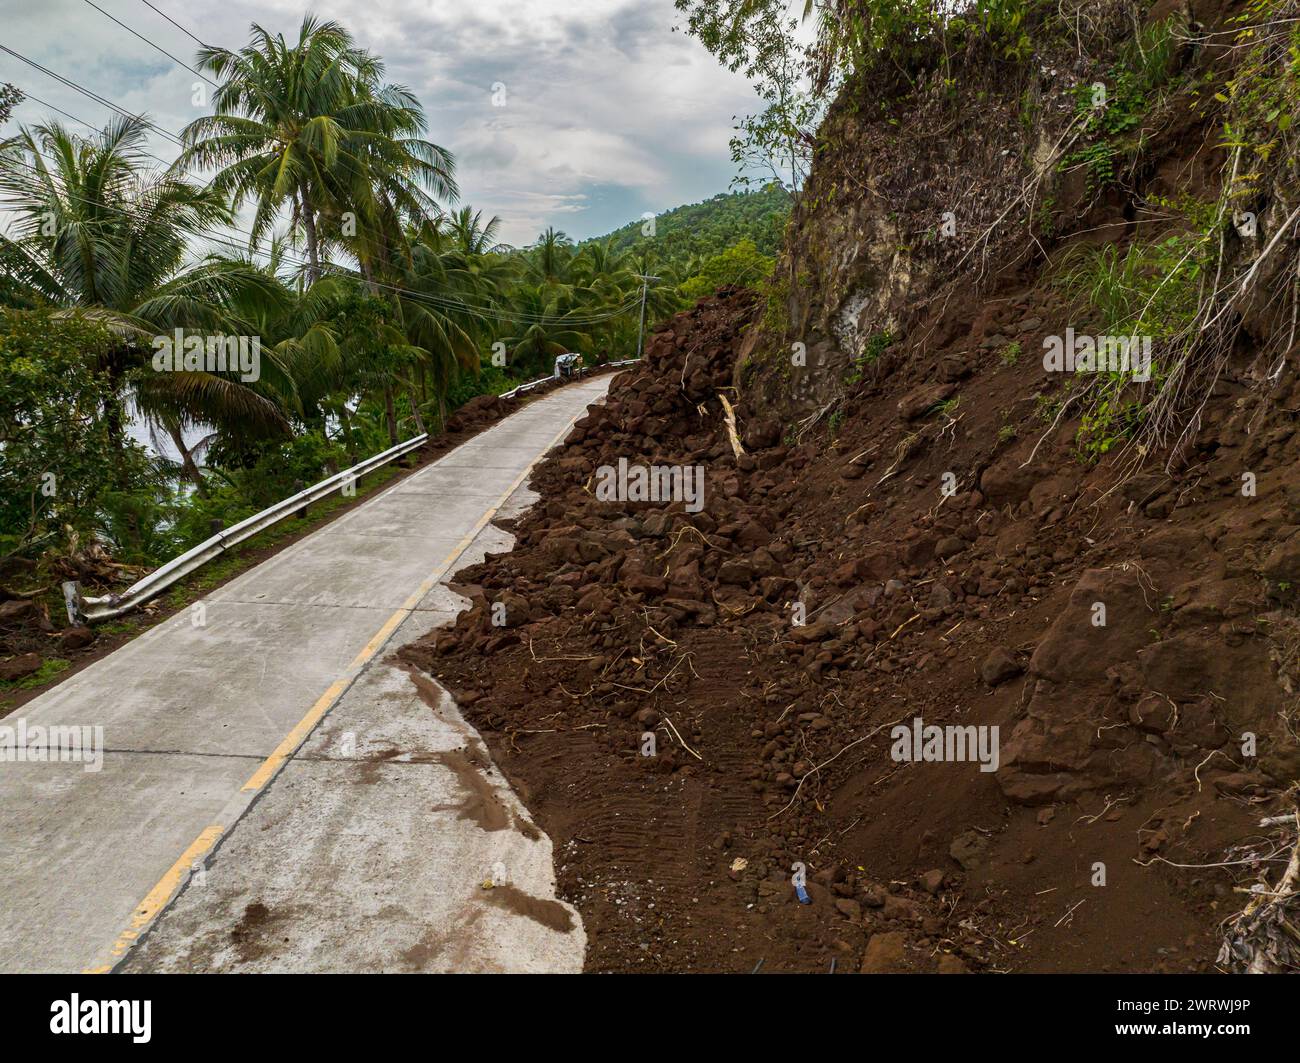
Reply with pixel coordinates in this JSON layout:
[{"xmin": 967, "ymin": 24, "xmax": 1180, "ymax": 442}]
[{"xmin": 1028, "ymin": 568, "xmax": 1155, "ymax": 684}]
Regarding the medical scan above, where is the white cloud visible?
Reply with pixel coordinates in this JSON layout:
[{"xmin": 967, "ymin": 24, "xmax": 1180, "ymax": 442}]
[{"xmin": 1, "ymin": 0, "xmax": 763, "ymax": 245}]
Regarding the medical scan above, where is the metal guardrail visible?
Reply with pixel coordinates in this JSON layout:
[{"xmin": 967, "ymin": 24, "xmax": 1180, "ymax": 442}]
[
  {"xmin": 64, "ymin": 432, "xmax": 430, "ymax": 624},
  {"xmin": 498, "ymin": 376, "xmax": 553, "ymax": 401},
  {"xmin": 63, "ymin": 358, "xmax": 641, "ymax": 624},
  {"xmin": 499, "ymin": 357, "xmax": 640, "ymax": 401}
]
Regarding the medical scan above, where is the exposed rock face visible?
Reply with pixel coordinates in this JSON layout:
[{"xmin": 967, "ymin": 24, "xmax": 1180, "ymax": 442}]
[{"xmin": 741, "ymin": 8, "xmax": 1147, "ymax": 422}]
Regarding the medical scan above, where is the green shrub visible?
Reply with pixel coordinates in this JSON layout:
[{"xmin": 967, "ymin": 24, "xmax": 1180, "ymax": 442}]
[
  {"xmin": 846, "ymin": 329, "xmax": 894, "ymax": 384},
  {"xmin": 1054, "ymin": 203, "xmax": 1215, "ymax": 461},
  {"xmin": 445, "ymin": 362, "xmax": 515, "ymax": 408},
  {"xmin": 0, "ymin": 310, "xmax": 156, "ymax": 561},
  {"xmin": 678, "ymin": 239, "xmax": 775, "ymax": 301},
  {"xmin": 1062, "ymin": 16, "xmax": 1181, "ymax": 190}
]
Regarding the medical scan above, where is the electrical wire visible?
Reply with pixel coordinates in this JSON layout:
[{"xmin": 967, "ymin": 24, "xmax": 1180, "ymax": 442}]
[
  {"xmin": 136, "ymin": 0, "xmax": 209, "ymax": 47},
  {"xmin": 1, "ymin": 24, "xmax": 660, "ymax": 328},
  {"xmin": 3, "ymin": 148, "xmax": 648, "ymax": 327},
  {"xmin": 80, "ymin": 0, "xmax": 218, "ymax": 86}
]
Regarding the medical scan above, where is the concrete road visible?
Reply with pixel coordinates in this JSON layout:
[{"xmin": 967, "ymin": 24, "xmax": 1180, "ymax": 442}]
[{"xmin": 0, "ymin": 376, "xmax": 610, "ymax": 973}]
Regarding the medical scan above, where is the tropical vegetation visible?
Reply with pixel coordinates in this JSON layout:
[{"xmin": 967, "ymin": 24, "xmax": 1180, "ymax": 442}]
[{"xmin": 0, "ymin": 18, "xmax": 788, "ymax": 587}]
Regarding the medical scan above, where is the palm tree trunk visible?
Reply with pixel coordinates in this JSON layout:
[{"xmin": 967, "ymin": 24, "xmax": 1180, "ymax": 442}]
[
  {"xmin": 384, "ymin": 385, "xmax": 397, "ymax": 445},
  {"xmin": 104, "ymin": 394, "xmax": 126, "ymax": 463},
  {"xmin": 359, "ymin": 256, "xmax": 379, "ymax": 295},
  {"xmin": 103, "ymin": 359, "xmax": 132, "ymax": 488},
  {"xmin": 167, "ymin": 423, "xmax": 209, "ymax": 498},
  {"xmin": 407, "ymin": 380, "xmax": 426, "ymax": 436},
  {"xmin": 300, "ymin": 187, "xmax": 321, "ymax": 286},
  {"xmin": 338, "ymin": 403, "xmax": 358, "ymax": 460}
]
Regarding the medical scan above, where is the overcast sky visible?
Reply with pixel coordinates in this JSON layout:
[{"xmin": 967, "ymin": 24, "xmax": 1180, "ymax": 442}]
[{"xmin": 0, "ymin": 0, "xmax": 764, "ymax": 246}]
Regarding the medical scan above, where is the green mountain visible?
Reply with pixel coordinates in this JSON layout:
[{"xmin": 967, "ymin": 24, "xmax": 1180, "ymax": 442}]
[{"xmin": 579, "ymin": 184, "xmax": 792, "ymax": 272}]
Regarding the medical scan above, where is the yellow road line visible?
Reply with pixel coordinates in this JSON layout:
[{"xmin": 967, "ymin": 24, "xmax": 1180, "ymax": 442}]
[
  {"xmin": 85, "ymin": 824, "xmax": 226, "ymax": 972},
  {"xmin": 87, "ymin": 394, "xmax": 590, "ymax": 973}
]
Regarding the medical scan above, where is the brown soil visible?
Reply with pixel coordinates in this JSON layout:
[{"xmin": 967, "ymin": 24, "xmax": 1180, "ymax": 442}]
[
  {"xmin": 402, "ymin": 284, "xmax": 1300, "ymax": 974},
  {"xmin": 483, "ymin": 884, "xmax": 576, "ymax": 934},
  {"xmin": 430, "ymin": 749, "xmax": 512, "ymax": 832}
]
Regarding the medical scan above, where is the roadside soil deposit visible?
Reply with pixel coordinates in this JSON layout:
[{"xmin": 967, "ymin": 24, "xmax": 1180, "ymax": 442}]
[{"xmin": 405, "ymin": 286, "xmax": 1300, "ymax": 973}]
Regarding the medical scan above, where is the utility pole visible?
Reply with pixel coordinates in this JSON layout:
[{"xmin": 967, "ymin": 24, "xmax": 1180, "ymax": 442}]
[{"xmin": 635, "ymin": 273, "xmax": 659, "ymax": 361}]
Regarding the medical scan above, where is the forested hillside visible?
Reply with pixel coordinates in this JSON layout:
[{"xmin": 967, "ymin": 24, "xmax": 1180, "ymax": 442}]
[{"xmin": 579, "ymin": 184, "xmax": 791, "ymax": 269}]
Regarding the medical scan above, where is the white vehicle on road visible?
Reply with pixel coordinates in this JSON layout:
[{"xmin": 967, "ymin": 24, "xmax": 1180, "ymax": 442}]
[{"xmin": 553, "ymin": 352, "xmax": 583, "ymax": 378}]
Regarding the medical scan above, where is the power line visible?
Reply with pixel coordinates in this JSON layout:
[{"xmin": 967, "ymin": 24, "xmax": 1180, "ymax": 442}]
[
  {"xmin": 1, "ymin": 38, "xmax": 411, "ymax": 206},
  {"xmin": 314, "ymin": 260, "xmax": 644, "ymax": 325},
  {"xmin": 1, "ymin": 41, "xmax": 470, "ymax": 285},
  {"xmin": 3, "ymin": 149, "xmax": 291, "ymax": 263},
  {"xmin": 0, "ymin": 56, "xmax": 371, "ymax": 274},
  {"xmin": 0, "ymin": 35, "xmax": 654, "ymax": 328},
  {"xmin": 79, "ymin": 0, "xmax": 218, "ymax": 86},
  {"xmin": 16, "ymin": 90, "xmax": 191, "ymax": 174},
  {"xmin": 3, "ymin": 79, "xmax": 652, "ymax": 329},
  {"xmin": 6, "ymin": 140, "xmax": 641, "ymax": 326},
  {"xmin": 136, "ymin": 0, "xmax": 208, "ymax": 47},
  {"xmin": 3, "ymin": 149, "xmax": 645, "ymax": 327},
  {"xmin": 49, "ymin": 8, "xmax": 455, "ymax": 225},
  {"xmin": 635, "ymin": 272, "xmax": 660, "ymax": 360},
  {"xmin": 0, "ymin": 44, "xmax": 184, "ymax": 146}
]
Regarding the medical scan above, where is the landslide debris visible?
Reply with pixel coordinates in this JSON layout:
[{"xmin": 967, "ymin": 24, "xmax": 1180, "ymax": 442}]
[
  {"xmin": 405, "ymin": 0, "xmax": 1300, "ymax": 973},
  {"xmin": 405, "ymin": 280, "xmax": 1299, "ymax": 972}
]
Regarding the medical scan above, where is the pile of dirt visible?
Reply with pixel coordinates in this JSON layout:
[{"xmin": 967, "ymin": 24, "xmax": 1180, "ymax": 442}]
[
  {"xmin": 448, "ymin": 364, "xmax": 622, "ymax": 433},
  {"xmin": 403, "ymin": 0, "xmax": 1300, "ymax": 973},
  {"xmin": 444, "ymin": 392, "xmax": 517, "ymax": 433},
  {"xmin": 404, "ymin": 280, "xmax": 1299, "ymax": 973}
]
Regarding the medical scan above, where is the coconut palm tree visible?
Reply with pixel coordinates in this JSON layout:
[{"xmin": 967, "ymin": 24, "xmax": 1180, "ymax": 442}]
[
  {"xmin": 179, "ymin": 15, "xmax": 457, "ymax": 286},
  {"xmin": 0, "ymin": 115, "xmax": 291, "ymax": 469},
  {"xmin": 529, "ymin": 226, "xmax": 577, "ymax": 287},
  {"xmin": 445, "ymin": 206, "xmax": 505, "ymax": 256},
  {"xmin": 576, "ymin": 236, "xmax": 632, "ymax": 284},
  {"xmin": 391, "ymin": 239, "xmax": 489, "ymax": 429},
  {"xmin": 496, "ymin": 285, "xmax": 593, "ymax": 375}
]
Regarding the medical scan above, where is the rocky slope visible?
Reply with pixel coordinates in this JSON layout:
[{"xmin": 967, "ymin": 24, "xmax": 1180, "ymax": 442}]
[{"xmin": 404, "ymin": 0, "xmax": 1300, "ymax": 973}]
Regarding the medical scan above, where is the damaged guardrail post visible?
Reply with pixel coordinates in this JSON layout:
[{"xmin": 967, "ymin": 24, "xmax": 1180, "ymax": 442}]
[{"xmin": 63, "ymin": 581, "xmax": 87, "ymax": 626}]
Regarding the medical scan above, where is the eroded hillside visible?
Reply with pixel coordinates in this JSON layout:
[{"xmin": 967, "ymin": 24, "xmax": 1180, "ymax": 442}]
[{"xmin": 406, "ymin": 0, "xmax": 1300, "ymax": 973}]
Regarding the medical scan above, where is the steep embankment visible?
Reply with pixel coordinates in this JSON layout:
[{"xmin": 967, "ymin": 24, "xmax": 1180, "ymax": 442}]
[{"xmin": 406, "ymin": 0, "xmax": 1300, "ymax": 973}]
